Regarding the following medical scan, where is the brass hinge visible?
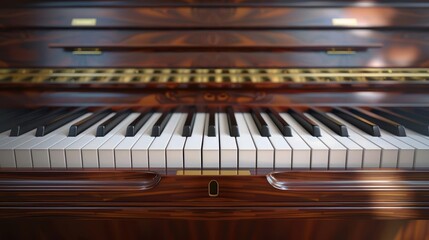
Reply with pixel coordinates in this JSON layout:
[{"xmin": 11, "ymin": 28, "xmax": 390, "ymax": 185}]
[
  {"xmin": 176, "ymin": 170, "xmax": 251, "ymax": 176},
  {"xmin": 71, "ymin": 18, "xmax": 97, "ymax": 27},
  {"xmin": 332, "ymin": 18, "xmax": 358, "ymax": 26},
  {"xmin": 72, "ymin": 48, "xmax": 102, "ymax": 55},
  {"xmin": 326, "ymin": 48, "xmax": 356, "ymax": 55}
]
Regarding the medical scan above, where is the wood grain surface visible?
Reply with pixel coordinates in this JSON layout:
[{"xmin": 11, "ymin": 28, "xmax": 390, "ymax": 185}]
[
  {"xmin": 1, "ymin": 7, "xmax": 429, "ymax": 29},
  {"xmin": 1, "ymin": 170, "xmax": 428, "ymax": 220}
]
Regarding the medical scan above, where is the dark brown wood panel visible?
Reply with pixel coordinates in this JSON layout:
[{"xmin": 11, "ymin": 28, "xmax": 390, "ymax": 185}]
[
  {"xmin": 1, "ymin": 171, "xmax": 429, "ymax": 221},
  {"xmin": 3, "ymin": 51, "xmax": 423, "ymax": 68},
  {"xmin": 0, "ymin": 30, "xmax": 428, "ymax": 67},
  {"xmin": 0, "ymin": 219, "xmax": 428, "ymax": 240},
  {"xmin": 1, "ymin": 7, "xmax": 429, "ymax": 29},
  {"xmin": 13, "ymin": 0, "xmax": 429, "ymax": 8},
  {"xmin": 0, "ymin": 91, "xmax": 428, "ymax": 108}
]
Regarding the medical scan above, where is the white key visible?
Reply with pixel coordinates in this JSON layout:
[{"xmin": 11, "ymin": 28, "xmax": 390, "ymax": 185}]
[
  {"xmin": 65, "ymin": 113, "xmax": 116, "ymax": 168},
  {"xmin": 202, "ymin": 113, "xmax": 219, "ymax": 169},
  {"xmin": 184, "ymin": 113, "xmax": 205, "ymax": 169},
  {"xmin": 115, "ymin": 113, "xmax": 160, "ymax": 168},
  {"xmin": 0, "ymin": 130, "xmax": 17, "ymax": 167},
  {"xmin": 81, "ymin": 114, "xmax": 137, "ymax": 168},
  {"xmin": 328, "ymin": 113, "xmax": 382, "ymax": 168},
  {"xmin": 308, "ymin": 114, "xmax": 364, "ymax": 169},
  {"xmin": 243, "ymin": 113, "xmax": 274, "ymax": 169},
  {"xmin": 149, "ymin": 113, "xmax": 183, "ymax": 169},
  {"xmin": 98, "ymin": 113, "xmax": 140, "ymax": 168},
  {"xmin": 407, "ymin": 129, "xmax": 429, "ymax": 146},
  {"xmin": 0, "ymin": 130, "xmax": 40, "ymax": 168},
  {"xmin": 268, "ymin": 115, "xmax": 312, "ymax": 170},
  {"xmin": 281, "ymin": 113, "xmax": 329, "ymax": 169},
  {"xmin": 0, "ymin": 130, "xmax": 13, "ymax": 146},
  {"xmin": 219, "ymin": 113, "xmax": 238, "ymax": 169},
  {"xmin": 49, "ymin": 113, "xmax": 112, "ymax": 169},
  {"xmin": 333, "ymin": 115, "xmax": 398, "ymax": 168},
  {"xmin": 30, "ymin": 114, "xmax": 91, "ymax": 168},
  {"xmin": 378, "ymin": 130, "xmax": 414, "ymax": 169},
  {"xmin": 403, "ymin": 129, "xmax": 429, "ymax": 168},
  {"xmin": 234, "ymin": 113, "xmax": 256, "ymax": 169},
  {"xmin": 15, "ymin": 128, "xmax": 73, "ymax": 168},
  {"xmin": 304, "ymin": 113, "xmax": 348, "ymax": 169},
  {"xmin": 261, "ymin": 113, "xmax": 292, "ymax": 169},
  {"xmin": 166, "ymin": 113, "xmax": 188, "ymax": 169},
  {"xmin": 130, "ymin": 116, "xmax": 159, "ymax": 169}
]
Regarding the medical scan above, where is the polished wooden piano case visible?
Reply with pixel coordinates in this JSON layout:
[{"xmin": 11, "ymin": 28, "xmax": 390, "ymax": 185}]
[{"xmin": 0, "ymin": 0, "xmax": 429, "ymax": 239}]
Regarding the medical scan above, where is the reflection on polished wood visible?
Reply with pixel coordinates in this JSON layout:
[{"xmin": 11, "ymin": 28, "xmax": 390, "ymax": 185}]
[
  {"xmin": 2, "ymin": 7, "xmax": 429, "ymax": 29},
  {"xmin": 1, "ymin": 170, "xmax": 429, "ymax": 220}
]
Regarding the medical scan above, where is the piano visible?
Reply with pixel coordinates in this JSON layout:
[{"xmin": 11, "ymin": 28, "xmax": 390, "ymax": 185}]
[{"xmin": 0, "ymin": 0, "xmax": 428, "ymax": 239}]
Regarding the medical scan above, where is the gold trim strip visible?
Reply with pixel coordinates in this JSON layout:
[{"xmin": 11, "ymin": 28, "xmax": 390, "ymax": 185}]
[
  {"xmin": 71, "ymin": 18, "xmax": 97, "ymax": 27},
  {"xmin": 176, "ymin": 170, "xmax": 251, "ymax": 176},
  {"xmin": 332, "ymin": 18, "xmax": 358, "ymax": 26},
  {"xmin": 326, "ymin": 50, "xmax": 356, "ymax": 55},
  {"xmin": 72, "ymin": 48, "xmax": 102, "ymax": 55}
]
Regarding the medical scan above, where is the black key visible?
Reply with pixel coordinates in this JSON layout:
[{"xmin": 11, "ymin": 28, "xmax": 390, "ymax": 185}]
[
  {"xmin": 288, "ymin": 108, "xmax": 321, "ymax": 137},
  {"xmin": 345, "ymin": 107, "xmax": 406, "ymax": 136},
  {"xmin": 251, "ymin": 108, "xmax": 270, "ymax": 137},
  {"xmin": 0, "ymin": 108, "xmax": 50, "ymax": 133},
  {"xmin": 308, "ymin": 108, "xmax": 348, "ymax": 137},
  {"xmin": 10, "ymin": 108, "xmax": 69, "ymax": 136},
  {"xmin": 370, "ymin": 108, "xmax": 429, "ymax": 136},
  {"xmin": 0, "ymin": 109, "xmax": 27, "ymax": 123},
  {"xmin": 36, "ymin": 107, "xmax": 88, "ymax": 136},
  {"xmin": 0, "ymin": 109, "xmax": 15, "ymax": 115},
  {"xmin": 96, "ymin": 109, "xmax": 131, "ymax": 137},
  {"xmin": 126, "ymin": 109, "xmax": 154, "ymax": 137},
  {"xmin": 69, "ymin": 108, "xmax": 112, "ymax": 137},
  {"xmin": 182, "ymin": 107, "xmax": 197, "ymax": 137},
  {"xmin": 207, "ymin": 110, "xmax": 216, "ymax": 137},
  {"xmin": 408, "ymin": 107, "xmax": 429, "ymax": 115},
  {"xmin": 388, "ymin": 107, "xmax": 429, "ymax": 123},
  {"xmin": 226, "ymin": 107, "xmax": 240, "ymax": 137},
  {"xmin": 332, "ymin": 108, "xmax": 381, "ymax": 137},
  {"xmin": 151, "ymin": 109, "xmax": 174, "ymax": 137},
  {"xmin": 266, "ymin": 108, "xmax": 292, "ymax": 136}
]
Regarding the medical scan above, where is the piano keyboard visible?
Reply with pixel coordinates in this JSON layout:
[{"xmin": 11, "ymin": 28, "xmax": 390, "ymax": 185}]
[{"xmin": 0, "ymin": 107, "xmax": 428, "ymax": 171}]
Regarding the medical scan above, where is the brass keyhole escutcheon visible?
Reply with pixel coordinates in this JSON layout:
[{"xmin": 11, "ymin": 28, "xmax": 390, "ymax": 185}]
[{"xmin": 208, "ymin": 180, "xmax": 219, "ymax": 197}]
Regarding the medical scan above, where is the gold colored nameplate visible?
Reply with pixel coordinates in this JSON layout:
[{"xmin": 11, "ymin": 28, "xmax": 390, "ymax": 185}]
[
  {"xmin": 326, "ymin": 48, "xmax": 356, "ymax": 55},
  {"xmin": 176, "ymin": 170, "xmax": 251, "ymax": 176},
  {"xmin": 71, "ymin": 18, "xmax": 97, "ymax": 26},
  {"xmin": 332, "ymin": 18, "xmax": 358, "ymax": 26},
  {"xmin": 72, "ymin": 48, "xmax": 102, "ymax": 55}
]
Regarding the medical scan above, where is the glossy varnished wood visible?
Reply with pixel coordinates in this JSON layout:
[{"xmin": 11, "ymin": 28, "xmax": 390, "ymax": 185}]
[
  {"xmin": 0, "ymin": 90, "xmax": 427, "ymax": 109},
  {"xmin": 13, "ymin": 0, "xmax": 429, "ymax": 8},
  {"xmin": 0, "ymin": 219, "xmax": 427, "ymax": 240},
  {"xmin": 1, "ymin": 7, "xmax": 429, "ymax": 29},
  {"xmin": 0, "ymin": 170, "xmax": 161, "ymax": 191},
  {"xmin": 0, "ymin": 30, "xmax": 429, "ymax": 67},
  {"xmin": 0, "ymin": 170, "xmax": 429, "ymax": 220}
]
